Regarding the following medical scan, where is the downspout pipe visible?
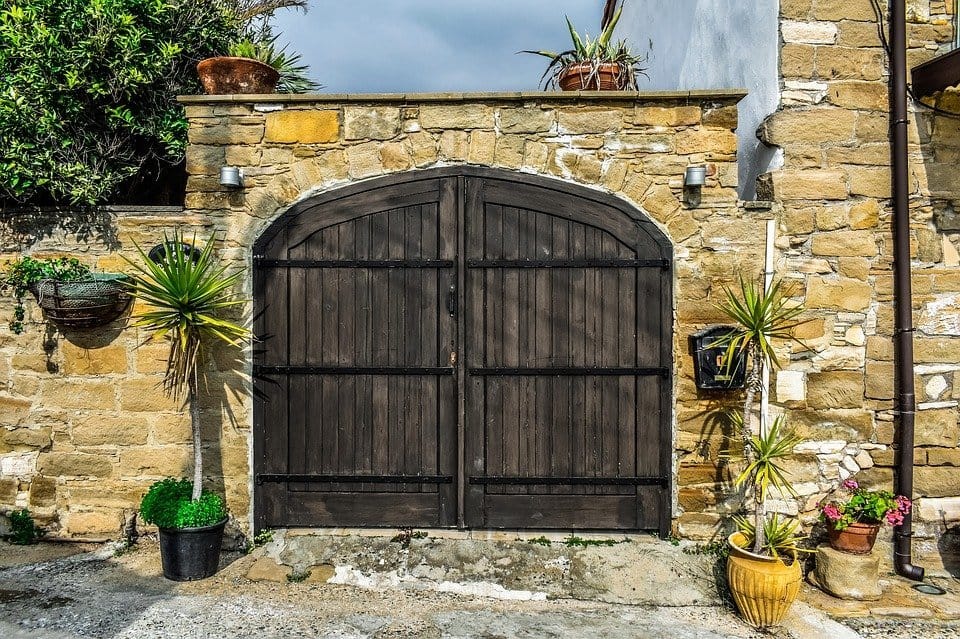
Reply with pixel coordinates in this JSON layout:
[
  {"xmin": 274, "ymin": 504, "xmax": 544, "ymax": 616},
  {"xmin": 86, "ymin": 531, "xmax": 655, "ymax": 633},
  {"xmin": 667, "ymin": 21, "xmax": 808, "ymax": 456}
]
[{"xmin": 890, "ymin": 0, "xmax": 924, "ymax": 582}]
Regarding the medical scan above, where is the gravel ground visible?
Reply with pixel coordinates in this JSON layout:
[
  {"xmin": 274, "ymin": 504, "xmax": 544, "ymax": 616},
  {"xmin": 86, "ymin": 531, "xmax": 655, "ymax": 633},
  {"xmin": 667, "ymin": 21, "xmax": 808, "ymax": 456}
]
[
  {"xmin": 0, "ymin": 539, "xmax": 771, "ymax": 639},
  {"xmin": 842, "ymin": 618, "xmax": 960, "ymax": 639}
]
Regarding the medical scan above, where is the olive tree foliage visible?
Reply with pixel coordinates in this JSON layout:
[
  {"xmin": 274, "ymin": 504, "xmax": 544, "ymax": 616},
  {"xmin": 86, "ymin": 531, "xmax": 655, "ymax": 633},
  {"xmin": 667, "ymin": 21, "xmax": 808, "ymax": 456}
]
[{"xmin": 0, "ymin": 0, "xmax": 306, "ymax": 206}]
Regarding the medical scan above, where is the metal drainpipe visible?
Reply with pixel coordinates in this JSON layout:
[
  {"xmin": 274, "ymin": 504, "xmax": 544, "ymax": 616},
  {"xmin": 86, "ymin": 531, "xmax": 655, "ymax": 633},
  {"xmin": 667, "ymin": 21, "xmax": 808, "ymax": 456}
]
[{"xmin": 890, "ymin": 0, "xmax": 924, "ymax": 582}]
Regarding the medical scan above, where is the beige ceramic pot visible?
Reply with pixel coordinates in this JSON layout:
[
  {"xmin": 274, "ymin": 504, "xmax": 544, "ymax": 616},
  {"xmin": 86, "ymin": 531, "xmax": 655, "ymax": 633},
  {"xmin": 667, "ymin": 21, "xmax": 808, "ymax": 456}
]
[{"xmin": 726, "ymin": 532, "xmax": 802, "ymax": 628}]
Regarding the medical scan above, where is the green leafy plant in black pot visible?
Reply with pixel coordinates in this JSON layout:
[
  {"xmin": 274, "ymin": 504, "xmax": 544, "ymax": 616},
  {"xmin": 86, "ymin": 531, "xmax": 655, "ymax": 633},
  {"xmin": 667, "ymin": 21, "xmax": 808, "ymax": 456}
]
[
  {"xmin": 127, "ymin": 232, "xmax": 248, "ymax": 581},
  {"xmin": 139, "ymin": 479, "xmax": 227, "ymax": 580}
]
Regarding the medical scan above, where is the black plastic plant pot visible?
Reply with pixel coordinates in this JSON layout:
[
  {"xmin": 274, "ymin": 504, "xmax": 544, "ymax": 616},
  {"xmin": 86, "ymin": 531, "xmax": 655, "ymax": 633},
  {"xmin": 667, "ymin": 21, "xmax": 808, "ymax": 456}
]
[{"xmin": 157, "ymin": 518, "xmax": 227, "ymax": 581}]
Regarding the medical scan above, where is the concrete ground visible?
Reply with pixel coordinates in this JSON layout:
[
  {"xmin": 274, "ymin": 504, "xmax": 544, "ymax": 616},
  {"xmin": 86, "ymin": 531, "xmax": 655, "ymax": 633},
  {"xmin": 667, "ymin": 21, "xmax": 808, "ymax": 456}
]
[{"xmin": 0, "ymin": 531, "xmax": 954, "ymax": 638}]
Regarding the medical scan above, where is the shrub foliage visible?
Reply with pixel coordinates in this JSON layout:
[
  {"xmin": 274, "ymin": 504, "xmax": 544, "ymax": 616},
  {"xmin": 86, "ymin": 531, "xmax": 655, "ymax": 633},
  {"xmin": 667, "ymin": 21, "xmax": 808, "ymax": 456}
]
[
  {"xmin": 8, "ymin": 508, "xmax": 40, "ymax": 544},
  {"xmin": 139, "ymin": 478, "xmax": 227, "ymax": 529},
  {"xmin": 0, "ymin": 0, "xmax": 240, "ymax": 205}
]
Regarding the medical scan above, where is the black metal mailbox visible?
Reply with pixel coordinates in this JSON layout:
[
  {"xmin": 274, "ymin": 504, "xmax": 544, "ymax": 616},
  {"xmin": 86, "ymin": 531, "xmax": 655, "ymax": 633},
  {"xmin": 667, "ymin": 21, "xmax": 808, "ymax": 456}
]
[{"xmin": 689, "ymin": 325, "xmax": 746, "ymax": 390}]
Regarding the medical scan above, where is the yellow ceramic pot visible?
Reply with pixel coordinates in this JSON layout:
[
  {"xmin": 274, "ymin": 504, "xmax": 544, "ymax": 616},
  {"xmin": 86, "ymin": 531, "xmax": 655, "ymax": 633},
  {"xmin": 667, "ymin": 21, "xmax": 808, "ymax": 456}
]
[{"xmin": 726, "ymin": 532, "xmax": 802, "ymax": 628}]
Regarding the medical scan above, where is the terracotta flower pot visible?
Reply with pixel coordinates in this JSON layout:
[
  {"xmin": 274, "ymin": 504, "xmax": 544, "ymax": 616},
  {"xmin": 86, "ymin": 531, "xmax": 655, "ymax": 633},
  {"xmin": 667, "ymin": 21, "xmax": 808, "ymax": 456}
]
[
  {"xmin": 827, "ymin": 520, "xmax": 881, "ymax": 555},
  {"xmin": 726, "ymin": 532, "xmax": 802, "ymax": 628},
  {"xmin": 557, "ymin": 62, "xmax": 630, "ymax": 91},
  {"xmin": 196, "ymin": 57, "xmax": 279, "ymax": 95}
]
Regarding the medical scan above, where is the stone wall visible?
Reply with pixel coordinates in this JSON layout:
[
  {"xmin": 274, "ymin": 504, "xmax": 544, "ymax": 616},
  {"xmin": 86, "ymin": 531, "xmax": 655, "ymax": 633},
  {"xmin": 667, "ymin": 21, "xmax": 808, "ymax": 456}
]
[
  {"xmin": 709, "ymin": 0, "xmax": 960, "ymax": 552},
  {"xmin": 0, "ymin": 92, "xmax": 751, "ymax": 538},
  {"xmin": 0, "ymin": 206, "xmax": 252, "ymax": 537}
]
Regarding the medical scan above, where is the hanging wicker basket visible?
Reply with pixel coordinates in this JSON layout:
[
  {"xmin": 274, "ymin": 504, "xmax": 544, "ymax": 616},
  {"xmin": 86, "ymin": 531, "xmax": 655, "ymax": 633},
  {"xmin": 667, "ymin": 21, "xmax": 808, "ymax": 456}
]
[{"xmin": 29, "ymin": 273, "xmax": 132, "ymax": 330}]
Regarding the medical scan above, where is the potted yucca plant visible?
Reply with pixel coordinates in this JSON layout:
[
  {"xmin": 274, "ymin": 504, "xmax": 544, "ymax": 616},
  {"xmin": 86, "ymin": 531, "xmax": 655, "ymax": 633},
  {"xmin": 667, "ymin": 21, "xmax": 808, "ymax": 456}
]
[
  {"xmin": 715, "ymin": 277, "xmax": 811, "ymax": 628},
  {"xmin": 126, "ymin": 232, "xmax": 249, "ymax": 581},
  {"xmin": 523, "ymin": 4, "xmax": 647, "ymax": 90}
]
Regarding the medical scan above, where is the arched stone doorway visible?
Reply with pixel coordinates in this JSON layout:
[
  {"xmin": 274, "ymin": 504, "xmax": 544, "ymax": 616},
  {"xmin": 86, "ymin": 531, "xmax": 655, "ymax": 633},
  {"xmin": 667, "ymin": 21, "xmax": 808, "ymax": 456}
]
[{"xmin": 253, "ymin": 167, "xmax": 673, "ymax": 535}]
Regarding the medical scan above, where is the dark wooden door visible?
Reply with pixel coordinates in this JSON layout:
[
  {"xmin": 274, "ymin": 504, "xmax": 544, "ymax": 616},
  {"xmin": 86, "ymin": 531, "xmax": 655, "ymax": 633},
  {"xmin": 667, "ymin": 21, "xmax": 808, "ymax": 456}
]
[
  {"xmin": 254, "ymin": 178, "xmax": 459, "ymax": 527},
  {"xmin": 460, "ymin": 177, "xmax": 671, "ymax": 532},
  {"xmin": 254, "ymin": 169, "xmax": 672, "ymax": 534}
]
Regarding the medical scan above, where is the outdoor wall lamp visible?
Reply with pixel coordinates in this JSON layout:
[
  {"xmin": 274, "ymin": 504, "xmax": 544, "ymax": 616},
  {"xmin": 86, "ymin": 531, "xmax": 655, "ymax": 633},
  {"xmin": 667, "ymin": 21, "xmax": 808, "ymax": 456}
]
[
  {"xmin": 220, "ymin": 166, "xmax": 244, "ymax": 188},
  {"xmin": 683, "ymin": 165, "xmax": 706, "ymax": 208}
]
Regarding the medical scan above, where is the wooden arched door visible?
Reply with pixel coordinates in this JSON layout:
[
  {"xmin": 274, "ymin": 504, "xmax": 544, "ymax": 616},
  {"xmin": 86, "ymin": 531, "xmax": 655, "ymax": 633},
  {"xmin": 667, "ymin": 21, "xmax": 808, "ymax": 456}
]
[{"xmin": 254, "ymin": 168, "xmax": 672, "ymax": 535}]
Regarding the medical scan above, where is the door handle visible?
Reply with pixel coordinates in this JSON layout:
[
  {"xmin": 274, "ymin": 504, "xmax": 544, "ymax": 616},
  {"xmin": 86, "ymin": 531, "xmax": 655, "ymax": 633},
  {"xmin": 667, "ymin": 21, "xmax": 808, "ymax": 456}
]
[{"xmin": 445, "ymin": 283, "xmax": 457, "ymax": 316}]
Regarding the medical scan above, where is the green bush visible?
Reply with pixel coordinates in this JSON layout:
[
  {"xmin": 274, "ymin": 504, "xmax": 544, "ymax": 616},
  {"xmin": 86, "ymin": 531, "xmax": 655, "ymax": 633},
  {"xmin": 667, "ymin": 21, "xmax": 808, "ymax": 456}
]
[
  {"xmin": 139, "ymin": 478, "xmax": 227, "ymax": 529},
  {"xmin": 8, "ymin": 509, "xmax": 40, "ymax": 545},
  {"xmin": 0, "ymin": 0, "xmax": 241, "ymax": 205}
]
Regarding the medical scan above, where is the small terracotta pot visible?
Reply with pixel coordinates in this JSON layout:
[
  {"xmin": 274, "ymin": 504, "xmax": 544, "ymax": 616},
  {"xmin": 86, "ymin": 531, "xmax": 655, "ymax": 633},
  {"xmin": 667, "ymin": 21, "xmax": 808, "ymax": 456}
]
[
  {"xmin": 196, "ymin": 57, "xmax": 279, "ymax": 95},
  {"xmin": 827, "ymin": 520, "xmax": 881, "ymax": 554},
  {"xmin": 557, "ymin": 62, "xmax": 630, "ymax": 91}
]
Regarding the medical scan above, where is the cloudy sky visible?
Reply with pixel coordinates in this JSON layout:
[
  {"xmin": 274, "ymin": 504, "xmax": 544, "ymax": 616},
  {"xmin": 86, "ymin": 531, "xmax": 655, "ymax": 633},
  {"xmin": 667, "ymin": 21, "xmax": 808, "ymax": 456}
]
[{"xmin": 272, "ymin": 1, "xmax": 604, "ymax": 93}]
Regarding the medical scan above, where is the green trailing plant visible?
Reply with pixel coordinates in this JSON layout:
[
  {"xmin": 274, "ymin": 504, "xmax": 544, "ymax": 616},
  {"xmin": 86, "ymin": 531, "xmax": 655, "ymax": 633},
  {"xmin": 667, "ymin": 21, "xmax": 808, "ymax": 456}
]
[
  {"xmin": 125, "ymin": 231, "xmax": 249, "ymax": 502},
  {"xmin": 562, "ymin": 535, "xmax": 628, "ymax": 548},
  {"xmin": 7, "ymin": 509, "xmax": 41, "ymax": 545},
  {"xmin": 139, "ymin": 478, "xmax": 226, "ymax": 529},
  {"xmin": 0, "ymin": 256, "xmax": 91, "ymax": 333},
  {"xmin": 523, "ymin": 5, "xmax": 647, "ymax": 90},
  {"xmin": 228, "ymin": 36, "xmax": 319, "ymax": 93}
]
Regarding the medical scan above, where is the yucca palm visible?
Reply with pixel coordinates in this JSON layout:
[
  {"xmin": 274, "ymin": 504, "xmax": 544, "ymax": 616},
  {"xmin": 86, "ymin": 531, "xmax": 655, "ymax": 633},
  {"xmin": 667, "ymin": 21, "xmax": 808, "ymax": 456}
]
[
  {"xmin": 125, "ymin": 232, "xmax": 249, "ymax": 501},
  {"xmin": 716, "ymin": 277, "xmax": 803, "ymax": 455},
  {"xmin": 732, "ymin": 512, "xmax": 811, "ymax": 561},
  {"xmin": 732, "ymin": 415, "xmax": 803, "ymax": 552},
  {"xmin": 716, "ymin": 276, "xmax": 804, "ymax": 554}
]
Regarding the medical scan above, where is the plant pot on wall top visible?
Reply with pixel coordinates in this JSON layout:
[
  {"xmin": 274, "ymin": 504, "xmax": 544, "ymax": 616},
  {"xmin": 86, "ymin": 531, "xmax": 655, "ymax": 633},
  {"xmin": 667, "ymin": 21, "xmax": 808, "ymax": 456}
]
[
  {"xmin": 196, "ymin": 57, "xmax": 279, "ymax": 95},
  {"xmin": 558, "ymin": 62, "xmax": 632, "ymax": 91}
]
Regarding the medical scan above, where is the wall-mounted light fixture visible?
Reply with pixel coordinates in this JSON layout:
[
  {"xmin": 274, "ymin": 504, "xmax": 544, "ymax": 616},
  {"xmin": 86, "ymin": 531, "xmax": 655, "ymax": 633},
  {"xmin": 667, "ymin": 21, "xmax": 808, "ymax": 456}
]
[
  {"xmin": 220, "ymin": 166, "xmax": 244, "ymax": 188},
  {"xmin": 683, "ymin": 165, "xmax": 706, "ymax": 208}
]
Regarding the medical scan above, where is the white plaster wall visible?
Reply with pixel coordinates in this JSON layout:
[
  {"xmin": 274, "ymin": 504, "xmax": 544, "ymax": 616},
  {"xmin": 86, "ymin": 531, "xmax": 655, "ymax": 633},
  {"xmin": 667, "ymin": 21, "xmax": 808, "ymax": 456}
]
[{"xmin": 617, "ymin": 0, "xmax": 781, "ymax": 199}]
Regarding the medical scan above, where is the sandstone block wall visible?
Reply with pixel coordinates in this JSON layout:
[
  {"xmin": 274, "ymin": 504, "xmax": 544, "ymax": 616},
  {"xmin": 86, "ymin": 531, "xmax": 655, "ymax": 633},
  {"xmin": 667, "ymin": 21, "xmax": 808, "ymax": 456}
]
[
  {"xmin": 1, "ymin": 92, "xmax": 750, "ymax": 537},
  {"xmin": 0, "ymin": 206, "xmax": 251, "ymax": 537},
  {"xmin": 687, "ymin": 0, "xmax": 960, "ymax": 551}
]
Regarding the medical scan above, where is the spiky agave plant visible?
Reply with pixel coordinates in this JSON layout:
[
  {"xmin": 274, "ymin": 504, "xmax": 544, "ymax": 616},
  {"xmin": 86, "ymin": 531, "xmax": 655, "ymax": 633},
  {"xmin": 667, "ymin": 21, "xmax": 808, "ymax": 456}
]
[
  {"xmin": 229, "ymin": 36, "xmax": 320, "ymax": 93},
  {"xmin": 125, "ymin": 232, "xmax": 249, "ymax": 501},
  {"xmin": 732, "ymin": 512, "xmax": 812, "ymax": 561},
  {"xmin": 522, "ymin": 4, "xmax": 647, "ymax": 90}
]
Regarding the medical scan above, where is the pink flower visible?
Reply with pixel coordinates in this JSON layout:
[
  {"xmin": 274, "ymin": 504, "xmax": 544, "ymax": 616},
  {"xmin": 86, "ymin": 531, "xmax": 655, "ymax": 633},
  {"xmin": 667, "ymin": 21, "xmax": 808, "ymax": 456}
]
[
  {"xmin": 896, "ymin": 495, "xmax": 912, "ymax": 514},
  {"xmin": 822, "ymin": 504, "xmax": 841, "ymax": 521},
  {"xmin": 886, "ymin": 510, "xmax": 904, "ymax": 526},
  {"xmin": 842, "ymin": 479, "xmax": 859, "ymax": 490}
]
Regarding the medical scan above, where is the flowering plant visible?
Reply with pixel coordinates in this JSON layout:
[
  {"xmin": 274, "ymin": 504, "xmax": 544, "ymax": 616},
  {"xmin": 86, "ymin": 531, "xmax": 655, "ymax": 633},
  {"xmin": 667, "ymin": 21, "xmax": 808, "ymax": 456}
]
[{"xmin": 820, "ymin": 479, "xmax": 912, "ymax": 530}]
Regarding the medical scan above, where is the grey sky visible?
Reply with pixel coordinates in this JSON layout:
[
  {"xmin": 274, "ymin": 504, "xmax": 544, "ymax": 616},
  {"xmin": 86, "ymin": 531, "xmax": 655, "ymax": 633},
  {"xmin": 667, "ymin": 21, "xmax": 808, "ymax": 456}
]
[{"xmin": 271, "ymin": 1, "xmax": 608, "ymax": 93}]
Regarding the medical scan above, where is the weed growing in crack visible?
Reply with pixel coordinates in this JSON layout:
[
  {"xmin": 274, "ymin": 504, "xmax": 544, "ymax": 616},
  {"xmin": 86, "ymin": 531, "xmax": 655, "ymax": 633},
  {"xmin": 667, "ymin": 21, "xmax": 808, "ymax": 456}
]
[{"xmin": 391, "ymin": 527, "xmax": 428, "ymax": 549}]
